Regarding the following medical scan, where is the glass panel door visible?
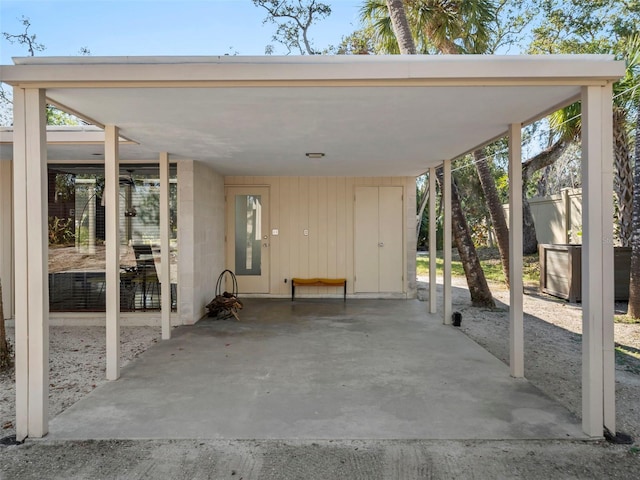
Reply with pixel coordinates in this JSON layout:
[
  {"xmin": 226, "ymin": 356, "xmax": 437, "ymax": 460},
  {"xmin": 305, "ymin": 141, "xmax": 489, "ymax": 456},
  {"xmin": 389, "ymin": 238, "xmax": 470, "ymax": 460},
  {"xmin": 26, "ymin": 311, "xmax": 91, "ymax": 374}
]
[
  {"xmin": 226, "ymin": 186, "xmax": 270, "ymax": 293},
  {"xmin": 234, "ymin": 195, "xmax": 262, "ymax": 275}
]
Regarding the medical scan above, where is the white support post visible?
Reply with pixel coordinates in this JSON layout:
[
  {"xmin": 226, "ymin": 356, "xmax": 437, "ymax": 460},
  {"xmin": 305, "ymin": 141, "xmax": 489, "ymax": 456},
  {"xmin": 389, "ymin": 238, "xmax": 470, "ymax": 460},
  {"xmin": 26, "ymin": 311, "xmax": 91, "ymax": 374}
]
[
  {"xmin": 581, "ymin": 85, "xmax": 613, "ymax": 437},
  {"xmin": 509, "ymin": 123, "xmax": 524, "ymax": 378},
  {"xmin": 105, "ymin": 125, "xmax": 121, "ymax": 381},
  {"xmin": 429, "ymin": 166, "xmax": 437, "ymax": 314},
  {"xmin": 599, "ymin": 84, "xmax": 616, "ymax": 434},
  {"xmin": 443, "ymin": 161, "xmax": 452, "ymax": 325},
  {"xmin": 25, "ymin": 89, "xmax": 49, "ymax": 439},
  {"xmin": 12, "ymin": 88, "xmax": 29, "ymax": 441},
  {"xmin": 87, "ymin": 183, "xmax": 96, "ymax": 255},
  {"xmin": 159, "ymin": 152, "xmax": 171, "ymax": 340},
  {"xmin": 12, "ymin": 88, "xmax": 49, "ymax": 439}
]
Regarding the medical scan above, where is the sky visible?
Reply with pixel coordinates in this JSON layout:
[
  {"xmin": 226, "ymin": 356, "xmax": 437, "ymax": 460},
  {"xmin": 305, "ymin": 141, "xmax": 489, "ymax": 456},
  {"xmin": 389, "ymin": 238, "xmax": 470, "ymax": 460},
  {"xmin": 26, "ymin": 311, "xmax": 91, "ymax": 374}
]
[{"xmin": 0, "ymin": 0, "xmax": 363, "ymax": 63}]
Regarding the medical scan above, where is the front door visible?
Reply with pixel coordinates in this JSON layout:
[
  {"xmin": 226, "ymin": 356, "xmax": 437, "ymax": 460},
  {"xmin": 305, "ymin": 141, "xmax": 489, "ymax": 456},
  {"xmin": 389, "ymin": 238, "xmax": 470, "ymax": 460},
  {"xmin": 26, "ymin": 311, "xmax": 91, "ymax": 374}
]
[{"xmin": 226, "ymin": 187, "xmax": 270, "ymax": 293}]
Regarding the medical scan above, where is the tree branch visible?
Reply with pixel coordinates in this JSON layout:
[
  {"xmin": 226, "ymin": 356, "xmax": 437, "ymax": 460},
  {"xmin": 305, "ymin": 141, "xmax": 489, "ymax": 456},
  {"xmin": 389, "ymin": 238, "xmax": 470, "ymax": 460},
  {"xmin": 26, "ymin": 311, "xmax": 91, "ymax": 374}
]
[{"xmin": 522, "ymin": 139, "xmax": 571, "ymax": 181}]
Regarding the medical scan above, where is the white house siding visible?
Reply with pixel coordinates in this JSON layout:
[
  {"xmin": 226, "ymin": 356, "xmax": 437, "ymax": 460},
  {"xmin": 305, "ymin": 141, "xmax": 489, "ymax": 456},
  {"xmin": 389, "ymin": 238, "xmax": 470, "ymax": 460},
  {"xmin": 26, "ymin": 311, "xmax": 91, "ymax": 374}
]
[
  {"xmin": 178, "ymin": 160, "xmax": 225, "ymax": 325},
  {"xmin": 224, "ymin": 176, "xmax": 417, "ymax": 299},
  {"xmin": 0, "ymin": 160, "xmax": 13, "ymax": 319}
]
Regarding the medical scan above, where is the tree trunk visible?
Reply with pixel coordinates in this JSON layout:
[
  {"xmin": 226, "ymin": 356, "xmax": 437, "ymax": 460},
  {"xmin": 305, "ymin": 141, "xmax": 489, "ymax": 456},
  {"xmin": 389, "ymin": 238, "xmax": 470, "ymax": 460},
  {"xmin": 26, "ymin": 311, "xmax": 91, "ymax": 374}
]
[
  {"xmin": 416, "ymin": 182, "xmax": 429, "ymax": 238},
  {"xmin": 437, "ymin": 168, "xmax": 495, "ymax": 308},
  {"xmin": 423, "ymin": 24, "xmax": 460, "ymax": 54},
  {"xmin": 627, "ymin": 104, "xmax": 640, "ymax": 317},
  {"xmin": 613, "ymin": 107, "xmax": 633, "ymax": 247},
  {"xmin": 537, "ymin": 166, "xmax": 549, "ymax": 197},
  {"xmin": 0, "ymin": 279, "xmax": 12, "ymax": 372},
  {"xmin": 522, "ymin": 189, "xmax": 538, "ymax": 254},
  {"xmin": 474, "ymin": 149, "xmax": 510, "ymax": 287},
  {"xmin": 383, "ymin": 0, "xmax": 491, "ymax": 306},
  {"xmin": 522, "ymin": 138, "xmax": 570, "ymax": 181},
  {"xmin": 385, "ymin": 0, "xmax": 417, "ymax": 54}
]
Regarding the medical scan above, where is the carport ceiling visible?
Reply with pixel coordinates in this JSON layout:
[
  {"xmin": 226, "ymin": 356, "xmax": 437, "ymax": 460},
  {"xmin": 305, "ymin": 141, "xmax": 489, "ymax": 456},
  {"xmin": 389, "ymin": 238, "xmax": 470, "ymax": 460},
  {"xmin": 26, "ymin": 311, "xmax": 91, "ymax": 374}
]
[
  {"xmin": 45, "ymin": 84, "xmax": 578, "ymax": 177},
  {"xmin": 2, "ymin": 55, "xmax": 624, "ymax": 177}
]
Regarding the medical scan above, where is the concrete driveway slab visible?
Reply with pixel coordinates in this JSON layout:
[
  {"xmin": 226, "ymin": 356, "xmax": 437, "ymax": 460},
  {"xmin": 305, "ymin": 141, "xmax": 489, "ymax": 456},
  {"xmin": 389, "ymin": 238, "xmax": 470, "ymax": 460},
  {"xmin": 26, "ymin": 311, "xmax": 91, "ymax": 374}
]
[{"xmin": 46, "ymin": 299, "xmax": 585, "ymax": 440}]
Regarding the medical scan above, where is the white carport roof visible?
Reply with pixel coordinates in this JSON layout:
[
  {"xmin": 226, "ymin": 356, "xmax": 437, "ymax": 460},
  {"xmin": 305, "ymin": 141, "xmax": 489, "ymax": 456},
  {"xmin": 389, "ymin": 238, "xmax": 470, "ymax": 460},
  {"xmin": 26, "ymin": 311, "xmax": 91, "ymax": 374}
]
[
  {"xmin": 0, "ymin": 54, "xmax": 625, "ymax": 176},
  {"xmin": 0, "ymin": 54, "xmax": 628, "ymax": 442}
]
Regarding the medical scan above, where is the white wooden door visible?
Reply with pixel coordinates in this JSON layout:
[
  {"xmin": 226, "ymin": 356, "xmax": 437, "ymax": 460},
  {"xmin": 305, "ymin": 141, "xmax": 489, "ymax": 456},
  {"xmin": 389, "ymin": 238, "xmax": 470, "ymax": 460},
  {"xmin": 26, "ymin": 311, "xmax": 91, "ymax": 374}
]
[
  {"xmin": 378, "ymin": 187, "xmax": 404, "ymax": 292},
  {"xmin": 355, "ymin": 187, "xmax": 380, "ymax": 292},
  {"xmin": 226, "ymin": 187, "xmax": 270, "ymax": 293},
  {"xmin": 354, "ymin": 186, "xmax": 403, "ymax": 293}
]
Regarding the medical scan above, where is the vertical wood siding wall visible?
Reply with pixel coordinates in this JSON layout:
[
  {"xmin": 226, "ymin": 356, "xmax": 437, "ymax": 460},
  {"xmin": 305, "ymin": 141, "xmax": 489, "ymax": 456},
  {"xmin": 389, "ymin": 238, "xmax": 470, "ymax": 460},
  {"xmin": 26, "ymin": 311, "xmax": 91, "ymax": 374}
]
[{"xmin": 225, "ymin": 176, "xmax": 417, "ymax": 298}]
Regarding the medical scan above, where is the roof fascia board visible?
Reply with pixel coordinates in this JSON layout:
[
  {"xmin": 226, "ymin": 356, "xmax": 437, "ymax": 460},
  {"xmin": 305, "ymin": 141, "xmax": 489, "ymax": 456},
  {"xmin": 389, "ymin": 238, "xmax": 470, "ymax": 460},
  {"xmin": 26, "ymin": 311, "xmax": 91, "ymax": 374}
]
[
  {"xmin": 3, "ymin": 79, "xmax": 618, "ymax": 90},
  {"xmin": 0, "ymin": 57, "xmax": 625, "ymax": 86},
  {"xmin": 10, "ymin": 53, "xmax": 617, "ymax": 64}
]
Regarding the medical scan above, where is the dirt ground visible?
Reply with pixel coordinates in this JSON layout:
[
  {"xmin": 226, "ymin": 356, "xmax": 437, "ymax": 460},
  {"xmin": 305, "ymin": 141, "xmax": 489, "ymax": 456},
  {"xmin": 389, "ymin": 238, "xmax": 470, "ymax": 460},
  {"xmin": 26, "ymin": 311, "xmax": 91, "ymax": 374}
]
[{"xmin": 1, "ymin": 276, "xmax": 640, "ymax": 479}]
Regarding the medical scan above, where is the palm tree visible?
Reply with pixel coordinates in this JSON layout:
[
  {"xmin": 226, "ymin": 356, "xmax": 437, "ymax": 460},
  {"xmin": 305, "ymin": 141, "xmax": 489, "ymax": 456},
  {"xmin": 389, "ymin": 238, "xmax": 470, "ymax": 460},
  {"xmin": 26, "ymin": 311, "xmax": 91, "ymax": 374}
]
[
  {"xmin": 474, "ymin": 148, "xmax": 511, "ymax": 286},
  {"xmin": 378, "ymin": 0, "xmax": 495, "ymax": 306},
  {"xmin": 621, "ymin": 35, "xmax": 640, "ymax": 316},
  {"xmin": 362, "ymin": 0, "xmax": 495, "ymax": 55},
  {"xmin": 612, "ymin": 36, "xmax": 640, "ymax": 247},
  {"xmin": 436, "ymin": 167, "xmax": 495, "ymax": 306},
  {"xmin": 628, "ymin": 103, "xmax": 640, "ymax": 317},
  {"xmin": 385, "ymin": 0, "xmax": 417, "ymax": 54},
  {"xmin": 366, "ymin": 0, "xmax": 504, "ymax": 271}
]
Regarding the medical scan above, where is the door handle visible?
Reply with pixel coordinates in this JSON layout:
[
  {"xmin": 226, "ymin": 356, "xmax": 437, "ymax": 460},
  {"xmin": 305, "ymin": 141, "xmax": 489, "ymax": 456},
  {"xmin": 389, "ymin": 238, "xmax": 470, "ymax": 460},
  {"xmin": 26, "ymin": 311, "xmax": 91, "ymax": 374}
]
[
  {"xmin": 263, "ymin": 243, "xmax": 269, "ymax": 247},
  {"xmin": 378, "ymin": 242, "xmax": 384, "ymax": 247}
]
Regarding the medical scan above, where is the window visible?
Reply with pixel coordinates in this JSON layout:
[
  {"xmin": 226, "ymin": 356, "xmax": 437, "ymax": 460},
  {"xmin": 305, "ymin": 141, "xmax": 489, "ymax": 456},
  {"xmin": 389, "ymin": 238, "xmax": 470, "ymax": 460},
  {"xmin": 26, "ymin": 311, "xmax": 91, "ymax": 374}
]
[{"xmin": 47, "ymin": 163, "xmax": 178, "ymax": 312}]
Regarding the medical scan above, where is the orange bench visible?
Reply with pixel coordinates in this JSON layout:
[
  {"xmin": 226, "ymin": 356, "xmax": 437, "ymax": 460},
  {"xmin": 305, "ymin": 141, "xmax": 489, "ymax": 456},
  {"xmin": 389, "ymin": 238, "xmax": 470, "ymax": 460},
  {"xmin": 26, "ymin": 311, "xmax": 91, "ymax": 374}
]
[{"xmin": 291, "ymin": 278, "xmax": 347, "ymax": 301}]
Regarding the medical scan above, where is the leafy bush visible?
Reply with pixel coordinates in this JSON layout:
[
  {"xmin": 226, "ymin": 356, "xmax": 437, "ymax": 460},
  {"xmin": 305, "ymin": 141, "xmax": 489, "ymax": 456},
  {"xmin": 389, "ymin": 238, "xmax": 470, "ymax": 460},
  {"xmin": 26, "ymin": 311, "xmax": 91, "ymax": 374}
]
[{"xmin": 48, "ymin": 216, "xmax": 74, "ymax": 245}]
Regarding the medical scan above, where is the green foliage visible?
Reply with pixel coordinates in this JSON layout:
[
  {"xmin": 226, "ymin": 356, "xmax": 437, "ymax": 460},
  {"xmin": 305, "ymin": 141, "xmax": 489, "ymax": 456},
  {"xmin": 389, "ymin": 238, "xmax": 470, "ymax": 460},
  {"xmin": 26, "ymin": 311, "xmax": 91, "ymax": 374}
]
[
  {"xmin": 615, "ymin": 315, "xmax": 640, "ymax": 325},
  {"xmin": 417, "ymin": 248, "xmax": 540, "ymax": 285},
  {"xmin": 359, "ymin": 0, "xmax": 498, "ymax": 54},
  {"xmin": 48, "ymin": 216, "xmax": 74, "ymax": 246},
  {"xmin": 53, "ymin": 173, "xmax": 76, "ymax": 202},
  {"xmin": 452, "ymin": 158, "xmax": 490, "ymax": 244},
  {"xmin": 446, "ymin": 141, "xmax": 509, "ymax": 246},
  {"xmin": 528, "ymin": 0, "xmax": 640, "ymax": 55},
  {"xmin": 487, "ymin": 0, "xmax": 537, "ymax": 54},
  {"xmin": 415, "ymin": 175, "xmax": 443, "ymax": 251},
  {"xmin": 325, "ymin": 28, "xmax": 376, "ymax": 54},
  {"xmin": 47, "ymin": 106, "xmax": 80, "ymax": 126}
]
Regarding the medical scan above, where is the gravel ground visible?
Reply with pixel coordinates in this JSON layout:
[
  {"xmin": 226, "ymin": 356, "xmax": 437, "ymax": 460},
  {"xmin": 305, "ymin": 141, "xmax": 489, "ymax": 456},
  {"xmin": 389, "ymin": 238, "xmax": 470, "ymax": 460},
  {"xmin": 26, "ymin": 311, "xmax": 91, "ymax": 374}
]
[
  {"xmin": 1, "ymin": 279, "xmax": 640, "ymax": 478},
  {"xmin": 1, "ymin": 438, "xmax": 639, "ymax": 480},
  {"xmin": 0, "ymin": 326, "xmax": 160, "ymax": 440},
  {"xmin": 424, "ymin": 276, "xmax": 640, "ymax": 442}
]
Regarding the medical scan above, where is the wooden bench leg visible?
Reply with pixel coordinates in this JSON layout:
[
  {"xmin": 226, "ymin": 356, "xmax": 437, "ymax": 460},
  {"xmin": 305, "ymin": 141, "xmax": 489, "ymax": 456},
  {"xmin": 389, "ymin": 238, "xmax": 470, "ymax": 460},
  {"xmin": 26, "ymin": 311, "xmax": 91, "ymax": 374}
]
[
  {"xmin": 291, "ymin": 283, "xmax": 295, "ymax": 301},
  {"xmin": 344, "ymin": 281, "xmax": 347, "ymax": 301}
]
